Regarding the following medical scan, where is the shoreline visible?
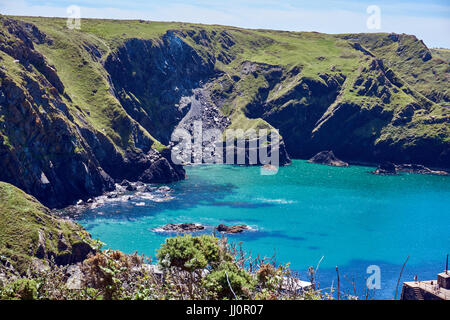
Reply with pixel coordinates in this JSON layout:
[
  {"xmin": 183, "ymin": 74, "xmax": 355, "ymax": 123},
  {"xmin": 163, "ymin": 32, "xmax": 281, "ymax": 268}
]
[{"xmin": 55, "ymin": 158, "xmax": 449, "ymax": 214}]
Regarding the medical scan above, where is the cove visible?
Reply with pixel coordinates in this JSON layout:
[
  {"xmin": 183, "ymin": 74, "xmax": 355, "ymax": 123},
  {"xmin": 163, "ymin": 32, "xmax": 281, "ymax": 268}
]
[{"xmin": 76, "ymin": 160, "xmax": 450, "ymax": 299}]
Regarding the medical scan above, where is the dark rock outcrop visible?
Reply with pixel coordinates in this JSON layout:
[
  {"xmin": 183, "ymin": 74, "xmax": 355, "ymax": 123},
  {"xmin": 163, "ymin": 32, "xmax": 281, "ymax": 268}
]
[
  {"xmin": 216, "ymin": 224, "xmax": 249, "ymax": 234},
  {"xmin": 396, "ymin": 164, "xmax": 448, "ymax": 176},
  {"xmin": 159, "ymin": 223, "xmax": 205, "ymax": 233},
  {"xmin": 138, "ymin": 148, "xmax": 185, "ymax": 184},
  {"xmin": 372, "ymin": 162, "xmax": 398, "ymax": 175},
  {"xmin": 372, "ymin": 162, "xmax": 448, "ymax": 176},
  {"xmin": 104, "ymin": 31, "xmax": 216, "ymax": 145},
  {"xmin": 308, "ymin": 151, "xmax": 349, "ymax": 167}
]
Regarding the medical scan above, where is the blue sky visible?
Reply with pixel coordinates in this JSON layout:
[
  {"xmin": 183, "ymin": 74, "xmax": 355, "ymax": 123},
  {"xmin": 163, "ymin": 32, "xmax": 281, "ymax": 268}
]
[{"xmin": 1, "ymin": 0, "xmax": 449, "ymax": 47}]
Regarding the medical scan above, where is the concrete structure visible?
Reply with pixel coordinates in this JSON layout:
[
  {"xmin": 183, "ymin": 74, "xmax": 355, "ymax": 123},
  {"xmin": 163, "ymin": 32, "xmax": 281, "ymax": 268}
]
[{"xmin": 401, "ymin": 271, "xmax": 450, "ymax": 300}]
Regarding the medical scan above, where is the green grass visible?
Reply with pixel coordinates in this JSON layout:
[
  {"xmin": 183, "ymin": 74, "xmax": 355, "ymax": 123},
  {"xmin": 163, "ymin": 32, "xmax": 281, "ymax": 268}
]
[
  {"xmin": 336, "ymin": 33, "xmax": 450, "ymax": 106},
  {"xmin": 431, "ymin": 48, "xmax": 450, "ymax": 63},
  {"xmin": 0, "ymin": 182, "xmax": 92, "ymax": 273}
]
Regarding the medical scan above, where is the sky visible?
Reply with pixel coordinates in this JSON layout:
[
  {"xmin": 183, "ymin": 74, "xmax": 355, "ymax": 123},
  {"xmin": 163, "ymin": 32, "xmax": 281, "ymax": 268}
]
[{"xmin": 0, "ymin": 0, "xmax": 449, "ymax": 48}]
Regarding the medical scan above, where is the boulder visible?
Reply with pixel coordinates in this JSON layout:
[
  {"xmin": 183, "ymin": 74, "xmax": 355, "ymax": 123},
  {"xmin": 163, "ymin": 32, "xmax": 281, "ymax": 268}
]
[
  {"xmin": 121, "ymin": 180, "xmax": 137, "ymax": 191},
  {"xmin": 396, "ymin": 164, "xmax": 448, "ymax": 176},
  {"xmin": 160, "ymin": 223, "xmax": 205, "ymax": 233},
  {"xmin": 372, "ymin": 162, "xmax": 397, "ymax": 175},
  {"xmin": 156, "ymin": 186, "xmax": 173, "ymax": 193},
  {"xmin": 216, "ymin": 224, "xmax": 249, "ymax": 234},
  {"xmin": 308, "ymin": 151, "xmax": 349, "ymax": 167}
]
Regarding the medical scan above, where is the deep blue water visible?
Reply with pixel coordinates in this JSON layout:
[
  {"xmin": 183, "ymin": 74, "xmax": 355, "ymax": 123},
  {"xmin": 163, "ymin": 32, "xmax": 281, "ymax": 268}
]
[{"xmin": 76, "ymin": 160, "xmax": 450, "ymax": 299}]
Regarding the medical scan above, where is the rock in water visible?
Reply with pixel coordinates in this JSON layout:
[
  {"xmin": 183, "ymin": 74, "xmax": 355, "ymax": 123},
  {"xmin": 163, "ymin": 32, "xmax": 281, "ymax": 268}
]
[
  {"xmin": 160, "ymin": 223, "xmax": 205, "ymax": 233},
  {"xmin": 372, "ymin": 162, "xmax": 398, "ymax": 175},
  {"xmin": 396, "ymin": 164, "xmax": 448, "ymax": 176},
  {"xmin": 216, "ymin": 224, "xmax": 249, "ymax": 234},
  {"xmin": 308, "ymin": 151, "xmax": 349, "ymax": 167}
]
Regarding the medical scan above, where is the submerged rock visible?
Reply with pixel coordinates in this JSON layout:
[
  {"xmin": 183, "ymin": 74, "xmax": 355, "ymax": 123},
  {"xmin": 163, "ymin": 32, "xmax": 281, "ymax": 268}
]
[
  {"xmin": 160, "ymin": 223, "xmax": 205, "ymax": 233},
  {"xmin": 308, "ymin": 151, "xmax": 349, "ymax": 167},
  {"xmin": 396, "ymin": 164, "xmax": 448, "ymax": 176},
  {"xmin": 156, "ymin": 186, "xmax": 173, "ymax": 193},
  {"xmin": 216, "ymin": 224, "xmax": 249, "ymax": 234},
  {"xmin": 372, "ymin": 162, "xmax": 398, "ymax": 175},
  {"xmin": 372, "ymin": 162, "xmax": 448, "ymax": 176}
]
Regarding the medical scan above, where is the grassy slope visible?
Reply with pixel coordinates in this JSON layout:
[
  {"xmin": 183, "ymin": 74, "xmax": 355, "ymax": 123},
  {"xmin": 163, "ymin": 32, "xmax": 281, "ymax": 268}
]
[
  {"xmin": 431, "ymin": 48, "xmax": 450, "ymax": 64},
  {"xmin": 11, "ymin": 17, "xmax": 364, "ymax": 135},
  {"xmin": 7, "ymin": 16, "xmax": 165, "ymax": 153},
  {"xmin": 0, "ymin": 182, "xmax": 91, "ymax": 273}
]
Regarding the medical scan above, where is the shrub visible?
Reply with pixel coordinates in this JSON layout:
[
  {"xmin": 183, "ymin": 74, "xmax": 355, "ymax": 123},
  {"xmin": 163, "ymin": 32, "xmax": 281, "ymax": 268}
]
[
  {"xmin": 203, "ymin": 262, "xmax": 256, "ymax": 299},
  {"xmin": 157, "ymin": 235, "xmax": 229, "ymax": 272},
  {"xmin": 1, "ymin": 278, "xmax": 39, "ymax": 300}
]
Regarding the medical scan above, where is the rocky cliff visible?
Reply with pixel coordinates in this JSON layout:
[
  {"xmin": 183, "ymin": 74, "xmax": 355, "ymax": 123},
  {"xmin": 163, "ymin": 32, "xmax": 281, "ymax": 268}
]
[
  {"xmin": 0, "ymin": 16, "xmax": 449, "ymax": 208},
  {"xmin": 0, "ymin": 17, "xmax": 184, "ymax": 208}
]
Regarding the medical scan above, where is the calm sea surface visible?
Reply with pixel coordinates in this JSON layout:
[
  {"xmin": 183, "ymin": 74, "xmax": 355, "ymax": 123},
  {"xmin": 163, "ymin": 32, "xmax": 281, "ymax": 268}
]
[{"xmin": 76, "ymin": 160, "xmax": 450, "ymax": 299}]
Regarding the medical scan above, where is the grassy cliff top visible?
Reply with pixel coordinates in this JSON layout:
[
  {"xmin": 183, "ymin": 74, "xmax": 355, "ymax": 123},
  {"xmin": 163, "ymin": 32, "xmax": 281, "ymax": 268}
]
[{"xmin": 0, "ymin": 182, "xmax": 92, "ymax": 273}]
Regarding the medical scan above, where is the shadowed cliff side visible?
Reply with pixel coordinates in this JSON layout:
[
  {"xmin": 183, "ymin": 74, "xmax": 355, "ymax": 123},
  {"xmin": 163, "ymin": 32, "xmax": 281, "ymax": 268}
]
[{"xmin": 0, "ymin": 17, "xmax": 185, "ymax": 208}]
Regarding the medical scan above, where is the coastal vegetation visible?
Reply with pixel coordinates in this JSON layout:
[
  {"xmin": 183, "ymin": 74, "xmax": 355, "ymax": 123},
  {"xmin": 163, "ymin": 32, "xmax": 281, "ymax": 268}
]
[{"xmin": 0, "ymin": 181, "xmax": 325, "ymax": 300}]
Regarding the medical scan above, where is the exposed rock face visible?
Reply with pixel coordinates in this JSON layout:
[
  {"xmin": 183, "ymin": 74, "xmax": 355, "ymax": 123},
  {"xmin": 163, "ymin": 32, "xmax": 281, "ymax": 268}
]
[
  {"xmin": 0, "ymin": 20, "xmax": 114, "ymax": 208},
  {"xmin": 138, "ymin": 148, "xmax": 185, "ymax": 183},
  {"xmin": 216, "ymin": 224, "xmax": 249, "ymax": 234},
  {"xmin": 308, "ymin": 151, "xmax": 349, "ymax": 167},
  {"xmin": 107, "ymin": 37, "xmax": 292, "ymax": 167},
  {"xmin": 160, "ymin": 223, "xmax": 205, "ymax": 233},
  {"xmin": 0, "ymin": 18, "xmax": 185, "ymax": 208},
  {"xmin": 396, "ymin": 164, "xmax": 448, "ymax": 176},
  {"xmin": 240, "ymin": 57, "xmax": 449, "ymax": 169},
  {"xmin": 104, "ymin": 31, "xmax": 216, "ymax": 145},
  {"xmin": 33, "ymin": 227, "xmax": 96, "ymax": 266}
]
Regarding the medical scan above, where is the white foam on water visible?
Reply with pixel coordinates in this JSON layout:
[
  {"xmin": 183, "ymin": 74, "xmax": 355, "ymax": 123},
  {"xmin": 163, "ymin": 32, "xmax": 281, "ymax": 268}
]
[{"xmin": 255, "ymin": 197, "xmax": 297, "ymax": 204}]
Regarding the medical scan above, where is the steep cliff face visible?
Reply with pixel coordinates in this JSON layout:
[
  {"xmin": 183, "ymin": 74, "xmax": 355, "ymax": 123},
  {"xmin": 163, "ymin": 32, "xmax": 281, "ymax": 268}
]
[
  {"xmin": 104, "ymin": 31, "xmax": 216, "ymax": 145},
  {"xmin": 0, "ymin": 18, "xmax": 114, "ymax": 208},
  {"xmin": 0, "ymin": 18, "xmax": 185, "ymax": 208},
  {"xmin": 104, "ymin": 31, "xmax": 292, "ymax": 166},
  {"xmin": 253, "ymin": 56, "xmax": 450, "ymax": 167},
  {"xmin": 338, "ymin": 33, "xmax": 450, "ymax": 106},
  {"xmin": 308, "ymin": 57, "xmax": 450, "ymax": 167}
]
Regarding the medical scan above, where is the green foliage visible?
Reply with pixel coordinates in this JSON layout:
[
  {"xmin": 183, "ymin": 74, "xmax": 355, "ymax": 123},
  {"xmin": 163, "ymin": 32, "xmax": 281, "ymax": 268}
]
[
  {"xmin": 0, "ymin": 182, "xmax": 94, "ymax": 274},
  {"xmin": 157, "ymin": 235, "xmax": 228, "ymax": 271},
  {"xmin": 0, "ymin": 278, "xmax": 39, "ymax": 300},
  {"xmin": 203, "ymin": 261, "xmax": 256, "ymax": 299}
]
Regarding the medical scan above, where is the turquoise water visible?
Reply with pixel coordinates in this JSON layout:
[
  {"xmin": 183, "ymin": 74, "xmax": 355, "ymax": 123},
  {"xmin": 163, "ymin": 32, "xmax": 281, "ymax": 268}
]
[{"xmin": 77, "ymin": 160, "xmax": 450, "ymax": 299}]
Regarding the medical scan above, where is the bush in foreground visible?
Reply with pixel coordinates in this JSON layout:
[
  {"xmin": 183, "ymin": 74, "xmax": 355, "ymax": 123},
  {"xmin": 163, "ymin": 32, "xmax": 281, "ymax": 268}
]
[{"xmin": 0, "ymin": 234, "xmax": 325, "ymax": 300}]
